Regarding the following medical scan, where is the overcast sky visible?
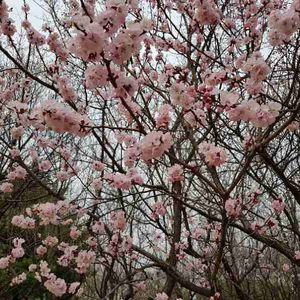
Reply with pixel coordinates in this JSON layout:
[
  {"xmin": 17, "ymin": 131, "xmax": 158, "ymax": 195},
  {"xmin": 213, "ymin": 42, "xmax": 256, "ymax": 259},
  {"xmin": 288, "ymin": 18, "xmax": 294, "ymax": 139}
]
[{"xmin": 6, "ymin": 0, "xmax": 44, "ymax": 29}]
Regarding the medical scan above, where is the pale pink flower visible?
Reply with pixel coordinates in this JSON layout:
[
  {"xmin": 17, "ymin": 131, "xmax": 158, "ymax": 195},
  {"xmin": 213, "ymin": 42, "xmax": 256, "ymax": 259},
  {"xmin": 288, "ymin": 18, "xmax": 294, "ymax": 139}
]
[
  {"xmin": 265, "ymin": 217, "xmax": 278, "ymax": 229},
  {"xmin": 40, "ymin": 261, "xmax": 50, "ymax": 277},
  {"xmin": 295, "ymin": 251, "xmax": 300, "ymax": 260},
  {"xmin": 76, "ymin": 288, "xmax": 84, "ymax": 297},
  {"xmin": 0, "ymin": 182, "xmax": 13, "ymax": 193},
  {"xmin": 0, "ymin": 257, "xmax": 10, "ymax": 269},
  {"xmin": 70, "ymin": 226, "xmax": 81, "ymax": 240},
  {"xmin": 11, "ymin": 126, "xmax": 24, "ymax": 139},
  {"xmin": 43, "ymin": 236, "xmax": 59, "ymax": 247},
  {"xmin": 272, "ymin": 198, "xmax": 285, "ymax": 215},
  {"xmin": 75, "ymin": 250, "xmax": 96, "ymax": 273},
  {"xmin": 69, "ymin": 282, "xmax": 80, "ymax": 294},
  {"xmin": 36, "ymin": 245, "xmax": 47, "ymax": 255},
  {"xmin": 11, "ymin": 247, "xmax": 25, "ymax": 259},
  {"xmin": 282, "ymin": 264, "xmax": 290, "ymax": 272},
  {"xmin": 151, "ymin": 201, "xmax": 167, "ymax": 218},
  {"xmin": 287, "ymin": 121, "xmax": 299, "ymax": 131},
  {"xmin": 140, "ymin": 132, "xmax": 173, "ymax": 161},
  {"xmin": 40, "ymin": 160, "xmax": 51, "ymax": 171},
  {"xmin": 10, "ymin": 273, "xmax": 26, "ymax": 286},
  {"xmin": 155, "ymin": 292, "xmax": 169, "ymax": 300},
  {"xmin": 204, "ymin": 145, "xmax": 227, "ymax": 166},
  {"xmin": 110, "ymin": 211, "xmax": 126, "ymax": 231},
  {"xmin": 167, "ymin": 164, "xmax": 183, "ymax": 182},
  {"xmin": 250, "ymin": 221, "xmax": 266, "ymax": 234},
  {"xmin": 44, "ymin": 274, "xmax": 67, "ymax": 297},
  {"xmin": 92, "ymin": 220, "xmax": 105, "ymax": 234},
  {"xmin": 93, "ymin": 161, "xmax": 104, "ymax": 171},
  {"xmin": 28, "ymin": 264, "xmax": 37, "ymax": 272},
  {"xmin": 225, "ymin": 199, "xmax": 242, "ymax": 218},
  {"xmin": 191, "ymin": 227, "xmax": 206, "ymax": 240},
  {"xmin": 56, "ymin": 171, "xmax": 70, "ymax": 181}
]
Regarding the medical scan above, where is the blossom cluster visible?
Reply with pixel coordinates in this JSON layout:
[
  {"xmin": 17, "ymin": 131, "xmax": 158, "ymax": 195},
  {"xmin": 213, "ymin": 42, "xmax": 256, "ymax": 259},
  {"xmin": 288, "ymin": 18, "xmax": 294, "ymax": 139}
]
[
  {"xmin": 268, "ymin": 3, "xmax": 300, "ymax": 46},
  {"xmin": 121, "ymin": 131, "xmax": 173, "ymax": 166},
  {"xmin": 103, "ymin": 168, "xmax": 143, "ymax": 190},
  {"xmin": 229, "ymin": 99, "xmax": 281, "ymax": 127},
  {"xmin": 0, "ymin": 2, "xmax": 16, "ymax": 36},
  {"xmin": 225, "ymin": 198, "xmax": 242, "ymax": 218},
  {"xmin": 198, "ymin": 143, "xmax": 227, "ymax": 166},
  {"xmin": 31, "ymin": 100, "xmax": 92, "ymax": 136},
  {"xmin": 12, "ymin": 201, "xmax": 75, "ymax": 227},
  {"xmin": 167, "ymin": 164, "xmax": 183, "ymax": 182}
]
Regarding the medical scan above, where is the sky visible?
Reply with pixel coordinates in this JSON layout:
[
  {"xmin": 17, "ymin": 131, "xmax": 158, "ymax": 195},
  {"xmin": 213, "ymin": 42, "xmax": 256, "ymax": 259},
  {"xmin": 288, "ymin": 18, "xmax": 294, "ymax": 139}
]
[{"xmin": 5, "ymin": 0, "xmax": 45, "ymax": 29}]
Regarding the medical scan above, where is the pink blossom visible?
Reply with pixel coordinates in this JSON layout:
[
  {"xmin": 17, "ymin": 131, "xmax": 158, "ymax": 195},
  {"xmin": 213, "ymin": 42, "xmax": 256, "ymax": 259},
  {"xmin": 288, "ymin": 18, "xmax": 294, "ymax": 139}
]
[
  {"xmin": 170, "ymin": 83, "xmax": 194, "ymax": 108},
  {"xmin": 121, "ymin": 236, "xmax": 133, "ymax": 252},
  {"xmin": 35, "ymin": 272, "xmax": 42, "ymax": 282},
  {"xmin": 167, "ymin": 164, "xmax": 183, "ymax": 182},
  {"xmin": 92, "ymin": 220, "xmax": 105, "ymax": 234},
  {"xmin": 124, "ymin": 145, "xmax": 140, "ymax": 167},
  {"xmin": 0, "ymin": 182, "xmax": 13, "ymax": 193},
  {"xmin": 93, "ymin": 161, "xmax": 104, "ymax": 172},
  {"xmin": 0, "ymin": 257, "xmax": 10, "ymax": 269},
  {"xmin": 155, "ymin": 292, "xmax": 169, "ymax": 300},
  {"xmin": 11, "ymin": 126, "xmax": 24, "ymax": 139},
  {"xmin": 127, "ymin": 168, "xmax": 143, "ymax": 185},
  {"xmin": 8, "ymin": 167, "xmax": 27, "ymax": 181},
  {"xmin": 13, "ymin": 238, "xmax": 25, "ymax": 248},
  {"xmin": 242, "ymin": 136, "xmax": 255, "ymax": 149},
  {"xmin": 36, "ymin": 245, "xmax": 47, "ymax": 255},
  {"xmin": 112, "ymin": 173, "xmax": 132, "ymax": 190},
  {"xmin": 40, "ymin": 261, "xmax": 51, "ymax": 277},
  {"xmin": 1, "ymin": 17, "xmax": 16, "ymax": 36},
  {"xmin": 195, "ymin": 0, "xmax": 220, "ymax": 25},
  {"xmin": 185, "ymin": 106, "xmax": 207, "ymax": 128},
  {"xmin": 110, "ymin": 211, "xmax": 126, "ymax": 231},
  {"xmin": 47, "ymin": 33, "xmax": 69, "ymax": 61},
  {"xmin": 75, "ymin": 250, "xmax": 96, "ymax": 273},
  {"xmin": 220, "ymin": 91, "xmax": 239, "ymax": 107},
  {"xmin": 57, "ymin": 76, "xmax": 78, "ymax": 102},
  {"xmin": 39, "ymin": 160, "xmax": 51, "ymax": 171},
  {"xmin": 11, "ymin": 247, "xmax": 25, "ymax": 259},
  {"xmin": 282, "ymin": 264, "xmax": 290, "ymax": 272},
  {"xmin": 11, "ymin": 215, "xmax": 35, "ymax": 229},
  {"xmin": 272, "ymin": 198, "xmax": 285, "ymax": 214},
  {"xmin": 85, "ymin": 65, "xmax": 109, "ymax": 89},
  {"xmin": 199, "ymin": 143, "xmax": 227, "ymax": 166},
  {"xmin": 86, "ymin": 237, "xmax": 98, "ymax": 248},
  {"xmin": 70, "ymin": 226, "xmax": 81, "ymax": 240},
  {"xmin": 31, "ymin": 100, "xmax": 92, "ymax": 136},
  {"xmin": 295, "ymin": 251, "xmax": 300, "ymax": 260},
  {"xmin": 10, "ymin": 273, "xmax": 26, "ymax": 286},
  {"xmin": 44, "ymin": 274, "xmax": 67, "ymax": 297},
  {"xmin": 287, "ymin": 121, "xmax": 299, "ymax": 131},
  {"xmin": 134, "ymin": 281, "xmax": 146, "ymax": 291},
  {"xmin": 250, "ymin": 221, "xmax": 266, "ymax": 234},
  {"xmin": 69, "ymin": 282, "xmax": 80, "ymax": 294},
  {"xmin": 225, "ymin": 198, "xmax": 242, "ymax": 218},
  {"xmin": 35, "ymin": 202, "xmax": 60, "ymax": 225},
  {"xmin": 191, "ymin": 227, "xmax": 206, "ymax": 240},
  {"xmin": 28, "ymin": 264, "xmax": 37, "ymax": 272},
  {"xmin": 140, "ymin": 132, "xmax": 173, "ymax": 161},
  {"xmin": 265, "ymin": 217, "xmax": 278, "ymax": 229},
  {"xmin": 56, "ymin": 171, "xmax": 70, "ymax": 181},
  {"xmin": 151, "ymin": 201, "xmax": 167, "ymax": 218},
  {"xmin": 68, "ymin": 22, "xmax": 106, "ymax": 62},
  {"xmin": 23, "ymin": 22, "xmax": 46, "ymax": 46}
]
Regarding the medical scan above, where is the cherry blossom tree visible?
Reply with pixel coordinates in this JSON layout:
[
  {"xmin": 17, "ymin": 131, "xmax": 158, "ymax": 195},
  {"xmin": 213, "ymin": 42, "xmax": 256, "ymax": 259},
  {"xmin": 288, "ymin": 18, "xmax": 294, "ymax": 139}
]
[{"xmin": 1, "ymin": 0, "xmax": 300, "ymax": 299}]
